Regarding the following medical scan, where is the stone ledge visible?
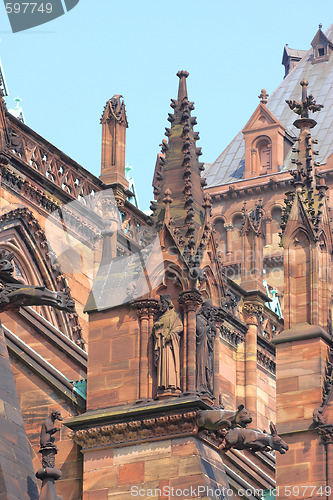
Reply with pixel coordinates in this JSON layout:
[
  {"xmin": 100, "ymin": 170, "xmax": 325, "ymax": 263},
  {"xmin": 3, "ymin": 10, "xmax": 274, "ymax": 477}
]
[
  {"xmin": 272, "ymin": 323, "xmax": 333, "ymax": 346},
  {"xmin": 64, "ymin": 396, "xmax": 211, "ymax": 430}
]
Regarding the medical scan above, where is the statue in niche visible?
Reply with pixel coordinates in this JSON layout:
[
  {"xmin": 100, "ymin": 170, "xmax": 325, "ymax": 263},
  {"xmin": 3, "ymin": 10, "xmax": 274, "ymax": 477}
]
[
  {"xmin": 196, "ymin": 300, "xmax": 217, "ymax": 395},
  {"xmin": 0, "ymin": 250, "xmax": 75, "ymax": 312},
  {"xmin": 153, "ymin": 294, "xmax": 183, "ymax": 391}
]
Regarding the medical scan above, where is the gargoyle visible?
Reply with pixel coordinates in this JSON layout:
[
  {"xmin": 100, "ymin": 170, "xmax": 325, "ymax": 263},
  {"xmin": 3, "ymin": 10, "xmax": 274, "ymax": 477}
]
[
  {"xmin": 225, "ymin": 422, "xmax": 289, "ymax": 454},
  {"xmin": 197, "ymin": 404, "xmax": 252, "ymax": 430},
  {"xmin": 40, "ymin": 410, "xmax": 63, "ymax": 448},
  {"xmin": 0, "ymin": 250, "xmax": 75, "ymax": 312}
]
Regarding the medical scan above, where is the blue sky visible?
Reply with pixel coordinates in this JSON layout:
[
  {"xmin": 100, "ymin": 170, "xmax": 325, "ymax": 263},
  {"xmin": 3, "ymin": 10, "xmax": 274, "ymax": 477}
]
[{"xmin": 0, "ymin": 0, "xmax": 331, "ymax": 210}]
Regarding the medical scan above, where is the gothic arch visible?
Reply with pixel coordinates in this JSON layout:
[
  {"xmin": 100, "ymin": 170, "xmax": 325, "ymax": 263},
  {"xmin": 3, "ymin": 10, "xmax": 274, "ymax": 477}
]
[
  {"xmin": 252, "ymin": 135, "xmax": 272, "ymax": 173},
  {"xmin": 0, "ymin": 207, "xmax": 83, "ymax": 345}
]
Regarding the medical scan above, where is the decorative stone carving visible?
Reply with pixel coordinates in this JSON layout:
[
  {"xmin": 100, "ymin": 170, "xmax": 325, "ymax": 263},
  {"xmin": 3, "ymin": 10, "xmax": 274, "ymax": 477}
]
[
  {"xmin": 0, "ymin": 250, "xmax": 75, "ymax": 312},
  {"xmin": 131, "ymin": 299, "xmax": 160, "ymax": 319},
  {"xmin": 71, "ymin": 411, "xmax": 198, "ymax": 450},
  {"xmin": 178, "ymin": 289, "xmax": 203, "ymax": 311},
  {"xmin": 313, "ymin": 406, "xmax": 327, "ymax": 426},
  {"xmin": 318, "ymin": 425, "xmax": 333, "ymax": 444},
  {"xmin": 36, "ymin": 410, "xmax": 63, "ymax": 495},
  {"xmin": 242, "ymin": 302, "xmax": 264, "ymax": 326},
  {"xmin": 220, "ymin": 324, "xmax": 245, "ymax": 347},
  {"xmin": 197, "ymin": 405, "xmax": 252, "ymax": 431},
  {"xmin": 0, "ymin": 209, "xmax": 84, "ymax": 346},
  {"xmin": 152, "ymin": 294, "xmax": 183, "ymax": 391},
  {"xmin": 40, "ymin": 410, "xmax": 63, "ymax": 449},
  {"xmin": 196, "ymin": 300, "xmax": 217, "ymax": 395},
  {"xmin": 225, "ymin": 422, "xmax": 289, "ymax": 454}
]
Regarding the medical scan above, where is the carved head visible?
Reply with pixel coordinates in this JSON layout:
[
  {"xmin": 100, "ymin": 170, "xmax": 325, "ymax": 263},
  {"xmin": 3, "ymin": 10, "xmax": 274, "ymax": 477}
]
[
  {"xmin": 235, "ymin": 404, "xmax": 252, "ymax": 427},
  {"xmin": 269, "ymin": 422, "xmax": 289, "ymax": 454},
  {"xmin": 51, "ymin": 410, "xmax": 63, "ymax": 422},
  {"xmin": 160, "ymin": 294, "xmax": 173, "ymax": 312},
  {"xmin": 0, "ymin": 250, "xmax": 14, "ymax": 276}
]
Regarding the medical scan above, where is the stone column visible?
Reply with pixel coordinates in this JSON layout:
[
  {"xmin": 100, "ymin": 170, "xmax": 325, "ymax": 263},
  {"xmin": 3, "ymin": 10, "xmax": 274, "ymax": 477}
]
[
  {"xmin": 264, "ymin": 215, "xmax": 272, "ymax": 247},
  {"xmin": 242, "ymin": 300, "xmax": 263, "ymax": 427},
  {"xmin": 178, "ymin": 290, "xmax": 203, "ymax": 394},
  {"xmin": 224, "ymin": 222, "xmax": 233, "ymax": 256},
  {"xmin": 132, "ymin": 299, "xmax": 159, "ymax": 400}
]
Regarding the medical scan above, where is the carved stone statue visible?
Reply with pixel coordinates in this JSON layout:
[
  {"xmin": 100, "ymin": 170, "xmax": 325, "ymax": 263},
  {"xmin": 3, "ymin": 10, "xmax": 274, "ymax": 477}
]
[
  {"xmin": 196, "ymin": 300, "xmax": 217, "ymax": 395},
  {"xmin": 38, "ymin": 410, "xmax": 63, "ymax": 471},
  {"xmin": 40, "ymin": 410, "xmax": 63, "ymax": 448},
  {"xmin": 198, "ymin": 404, "xmax": 252, "ymax": 430},
  {"xmin": 0, "ymin": 250, "xmax": 75, "ymax": 312},
  {"xmin": 152, "ymin": 294, "xmax": 183, "ymax": 391},
  {"xmin": 225, "ymin": 422, "xmax": 289, "ymax": 454}
]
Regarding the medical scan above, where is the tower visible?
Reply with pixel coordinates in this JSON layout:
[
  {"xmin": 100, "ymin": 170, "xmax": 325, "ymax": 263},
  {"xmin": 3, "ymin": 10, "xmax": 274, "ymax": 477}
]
[{"xmin": 274, "ymin": 80, "xmax": 333, "ymax": 497}]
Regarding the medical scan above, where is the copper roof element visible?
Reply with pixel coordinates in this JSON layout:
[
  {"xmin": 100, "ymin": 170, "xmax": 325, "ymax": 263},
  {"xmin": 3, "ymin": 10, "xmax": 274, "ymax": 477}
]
[{"xmin": 151, "ymin": 71, "xmax": 209, "ymax": 270}]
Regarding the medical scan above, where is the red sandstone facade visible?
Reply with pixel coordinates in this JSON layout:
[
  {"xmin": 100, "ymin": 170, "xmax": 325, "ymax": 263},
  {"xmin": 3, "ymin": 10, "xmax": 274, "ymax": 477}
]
[{"xmin": 0, "ymin": 23, "xmax": 332, "ymax": 500}]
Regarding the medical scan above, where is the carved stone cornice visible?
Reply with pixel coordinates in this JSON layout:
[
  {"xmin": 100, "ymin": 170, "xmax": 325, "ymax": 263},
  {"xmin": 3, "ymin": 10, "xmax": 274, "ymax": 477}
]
[
  {"xmin": 71, "ymin": 411, "xmax": 197, "ymax": 450},
  {"xmin": 220, "ymin": 324, "xmax": 245, "ymax": 347},
  {"xmin": 257, "ymin": 347, "xmax": 276, "ymax": 374},
  {"xmin": 318, "ymin": 425, "xmax": 333, "ymax": 444},
  {"xmin": 131, "ymin": 299, "xmax": 160, "ymax": 319},
  {"xmin": 242, "ymin": 302, "xmax": 264, "ymax": 326},
  {"xmin": 178, "ymin": 289, "xmax": 203, "ymax": 311}
]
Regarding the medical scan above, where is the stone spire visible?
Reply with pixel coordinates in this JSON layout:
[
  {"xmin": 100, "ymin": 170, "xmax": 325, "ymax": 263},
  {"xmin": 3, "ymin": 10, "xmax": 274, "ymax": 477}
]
[
  {"xmin": 280, "ymin": 80, "xmax": 332, "ymax": 330},
  {"xmin": 152, "ymin": 71, "xmax": 208, "ymax": 276}
]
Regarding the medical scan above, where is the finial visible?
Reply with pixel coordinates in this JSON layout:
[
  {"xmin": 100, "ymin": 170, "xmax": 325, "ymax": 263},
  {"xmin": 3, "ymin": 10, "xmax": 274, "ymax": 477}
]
[
  {"xmin": 177, "ymin": 70, "xmax": 189, "ymax": 101},
  {"xmin": 319, "ymin": 23, "xmax": 322, "ymax": 29},
  {"xmin": 259, "ymin": 89, "xmax": 269, "ymax": 104},
  {"xmin": 286, "ymin": 79, "xmax": 323, "ymax": 119}
]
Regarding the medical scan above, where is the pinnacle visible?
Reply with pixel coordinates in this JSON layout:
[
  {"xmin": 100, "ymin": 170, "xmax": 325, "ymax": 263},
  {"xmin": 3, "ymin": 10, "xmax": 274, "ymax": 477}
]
[{"xmin": 177, "ymin": 70, "xmax": 189, "ymax": 101}]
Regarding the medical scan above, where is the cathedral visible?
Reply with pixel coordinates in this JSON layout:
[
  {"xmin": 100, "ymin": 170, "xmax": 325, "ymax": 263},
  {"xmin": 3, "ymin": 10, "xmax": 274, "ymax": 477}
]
[{"xmin": 0, "ymin": 23, "xmax": 333, "ymax": 500}]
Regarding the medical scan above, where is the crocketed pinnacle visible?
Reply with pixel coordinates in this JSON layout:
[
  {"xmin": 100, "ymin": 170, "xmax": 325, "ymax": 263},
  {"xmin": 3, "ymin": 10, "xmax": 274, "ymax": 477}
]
[
  {"xmin": 281, "ymin": 80, "xmax": 327, "ymax": 237},
  {"xmin": 151, "ymin": 71, "xmax": 209, "ymax": 268}
]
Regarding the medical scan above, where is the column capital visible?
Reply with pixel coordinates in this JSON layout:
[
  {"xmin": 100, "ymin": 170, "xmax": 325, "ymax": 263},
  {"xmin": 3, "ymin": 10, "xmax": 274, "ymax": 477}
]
[
  {"xmin": 131, "ymin": 299, "xmax": 160, "ymax": 318},
  {"xmin": 242, "ymin": 301, "xmax": 264, "ymax": 326},
  {"xmin": 178, "ymin": 290, "xmax": 203, "ymax": 311},
  {"xmin": 224, "ymin": 222, "xmax": 233, "ymax": 231}
]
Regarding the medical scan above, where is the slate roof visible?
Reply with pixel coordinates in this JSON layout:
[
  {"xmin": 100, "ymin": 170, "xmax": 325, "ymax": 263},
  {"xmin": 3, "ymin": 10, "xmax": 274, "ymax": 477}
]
[{"xmin": 205, "ymin": 24, "xmax": 333, "ymax": 187}]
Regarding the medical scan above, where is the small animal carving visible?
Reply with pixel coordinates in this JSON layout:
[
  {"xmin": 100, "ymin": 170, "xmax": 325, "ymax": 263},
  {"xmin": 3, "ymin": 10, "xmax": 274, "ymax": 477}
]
[
  {"xmin": 225, "ymin": 422, "xmax": 289, "ymax": 454},
  {"xmin": 40, "ymin": 410, "xmax": 63, "ymax": 448},
  {"xmin": 197, "ymin": 404, "xmax": 252, "ymax": 430}
]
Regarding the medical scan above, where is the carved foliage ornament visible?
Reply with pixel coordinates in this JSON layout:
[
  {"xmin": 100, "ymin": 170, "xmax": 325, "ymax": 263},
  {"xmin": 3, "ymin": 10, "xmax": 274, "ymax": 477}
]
[{"xmin": 71, "ymin": 411, "xmax": 197, "ymax": 450}]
